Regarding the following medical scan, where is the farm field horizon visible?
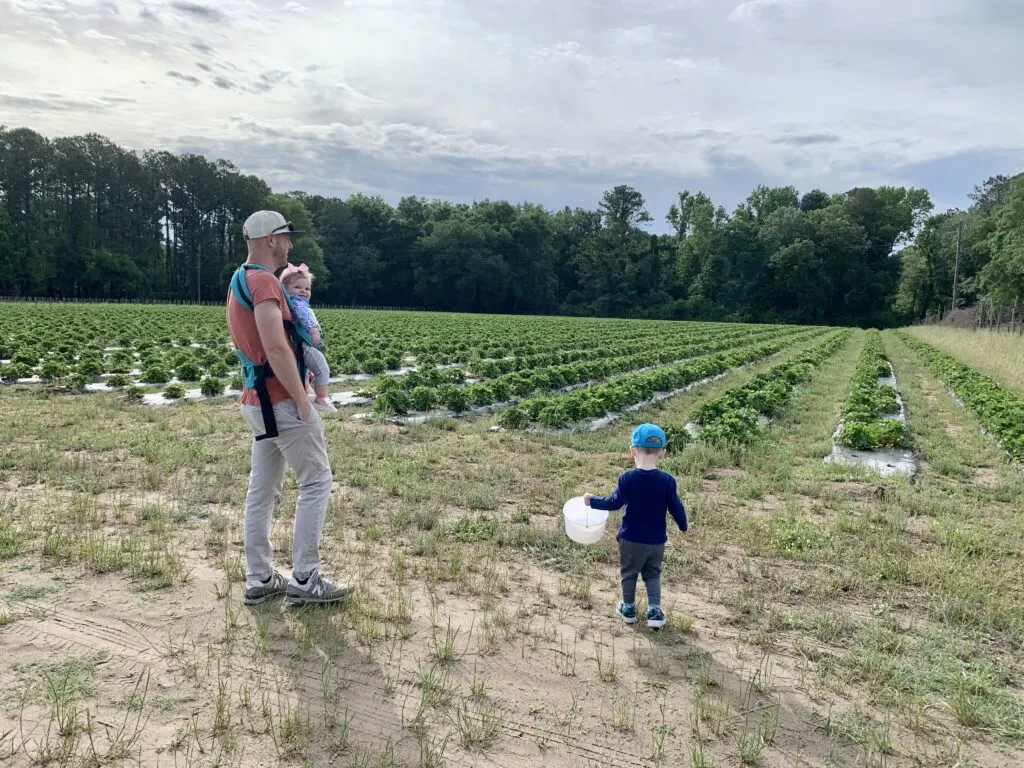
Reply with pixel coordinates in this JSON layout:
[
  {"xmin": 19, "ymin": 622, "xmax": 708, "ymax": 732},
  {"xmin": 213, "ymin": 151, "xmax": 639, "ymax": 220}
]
[{"xmin": 1, "ymin": 302, "xmax": 1023, "ymax": 768}]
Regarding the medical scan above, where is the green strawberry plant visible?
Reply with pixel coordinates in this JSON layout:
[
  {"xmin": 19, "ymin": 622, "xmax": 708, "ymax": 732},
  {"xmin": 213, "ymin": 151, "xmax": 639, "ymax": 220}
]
[
  {"xmin": 691, "ymin": 331, "xmax": 851, "ymax": 446},
  {"xmin": 900, "ymin": 333, "xmax": 1024, "ymax": 464},
  {"xmin": 836, "ymin": 330, "xmax": 912, "ymax": 450}
]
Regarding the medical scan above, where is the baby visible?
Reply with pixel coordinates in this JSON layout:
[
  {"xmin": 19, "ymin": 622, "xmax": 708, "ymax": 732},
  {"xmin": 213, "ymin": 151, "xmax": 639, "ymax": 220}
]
[{"xmin": 279, "ymin": 263, "xmax": 336, "ymax": 412}]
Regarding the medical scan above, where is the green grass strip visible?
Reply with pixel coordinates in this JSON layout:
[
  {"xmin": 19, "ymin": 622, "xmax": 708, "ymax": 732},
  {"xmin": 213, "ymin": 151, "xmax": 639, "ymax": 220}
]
[
  {"xmin": 667, "ymin": 329, "xmax": 851, "ymax": 447},
  {"xmin": 899, "ymin": 332, "xmax": 1024, "ymax": 464}
]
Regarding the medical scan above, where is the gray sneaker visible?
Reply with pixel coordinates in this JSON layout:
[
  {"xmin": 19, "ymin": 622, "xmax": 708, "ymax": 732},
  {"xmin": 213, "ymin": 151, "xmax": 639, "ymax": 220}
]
[
  {"xmin": 244, "ymin": 571, "xmax": 288, "ymax": 605},
  {"xmin": 286, "ymin": 569, "xmax": 351, "ymax": 606}
]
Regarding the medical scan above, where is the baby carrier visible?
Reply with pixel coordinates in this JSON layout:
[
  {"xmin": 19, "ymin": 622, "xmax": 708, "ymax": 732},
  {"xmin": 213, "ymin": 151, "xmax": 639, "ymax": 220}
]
[{"xmin": 229, "ymin": 263, "xmax": 322, "ymax": 440}]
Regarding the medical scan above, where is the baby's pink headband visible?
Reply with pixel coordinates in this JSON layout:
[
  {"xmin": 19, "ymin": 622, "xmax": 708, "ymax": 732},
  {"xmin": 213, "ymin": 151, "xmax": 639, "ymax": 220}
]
[{"xmin": 280, "ymin": 263, "xmax": 311, "ymax": 283}]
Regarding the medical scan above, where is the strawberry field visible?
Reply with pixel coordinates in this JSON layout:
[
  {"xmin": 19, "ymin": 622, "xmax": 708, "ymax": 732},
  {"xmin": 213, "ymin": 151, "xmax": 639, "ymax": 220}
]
[
  {"xmin": 0, "ymin": 301, "xmax": 829, "ymax": 418},
  {"xmin": 2, "ymin": 302, "xmax": 1023, "ymax": 466},
  {"xmin": 3, "ymin": 302, "xmax": 1024, "ymax": 768}
]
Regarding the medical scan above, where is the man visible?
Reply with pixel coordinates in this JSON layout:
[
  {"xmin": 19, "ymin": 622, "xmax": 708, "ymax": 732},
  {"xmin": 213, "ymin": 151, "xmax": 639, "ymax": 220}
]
[{"xmin": 226, "ymin": 209, "xmax": 349, "ymax": 606}]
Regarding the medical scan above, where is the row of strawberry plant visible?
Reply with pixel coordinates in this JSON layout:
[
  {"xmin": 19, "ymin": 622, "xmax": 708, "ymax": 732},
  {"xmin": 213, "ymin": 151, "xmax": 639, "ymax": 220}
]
[
  {"xmin": 499, "ymin": 328, "xmax": 829, "ymax": 429},
  {"xmin": 672, "ymin": 330, "xmax": 851, "ymax": 446},
  {"xmin": 327, "ymin": 319, "xmax": 755, "ymax": 374},
  {"xmin": 834, "ymin": 330, "xmax": 911, "ymax": 450},
  {"xmin": 371, "ymin": 325, "xmax": 808, "ymax": 415},
  {"xmin": 1, "ymin": 301, "xmax": 758, "ymax": 376},
  {"xmin": 899, "ymin": 332, "xmax": 1024, "ymax": 464},
  {"xmin": 0, "ymin": 342, "xmax": 238, "ymax": 385},
  {"xmin": 465, "ymin": 323, "xmax": 769, "ymax": 378},
  {"xmin": 326, "ymin": 316, "xmax": 749, "ymax": 366},
  {"xmin": 384, "ymin": 323, "xmax": 795, "ymax": 394},
  {"xmin": 327, "ymin": 320, "xmax": 660, "ymax": 372}
]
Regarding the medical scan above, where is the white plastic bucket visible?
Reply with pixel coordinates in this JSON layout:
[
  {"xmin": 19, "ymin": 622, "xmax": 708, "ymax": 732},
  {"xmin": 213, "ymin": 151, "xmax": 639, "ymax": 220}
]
[{"xmin": 563, "ymin": 496, "xmax": 609, "ymax": 545}]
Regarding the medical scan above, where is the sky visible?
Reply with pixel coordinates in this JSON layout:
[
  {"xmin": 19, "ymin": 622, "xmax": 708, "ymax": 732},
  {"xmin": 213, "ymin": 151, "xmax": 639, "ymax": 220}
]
[{"xmin": 2, "ymin": 0, "xmax": 1023, "ymax": 232}]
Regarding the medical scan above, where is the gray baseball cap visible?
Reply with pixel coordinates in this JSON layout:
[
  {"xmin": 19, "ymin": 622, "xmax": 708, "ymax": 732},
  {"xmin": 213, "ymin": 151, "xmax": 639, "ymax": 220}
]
[{"xmin": 242, "ymin": 210, "xmax": 303, "ymax": 240}]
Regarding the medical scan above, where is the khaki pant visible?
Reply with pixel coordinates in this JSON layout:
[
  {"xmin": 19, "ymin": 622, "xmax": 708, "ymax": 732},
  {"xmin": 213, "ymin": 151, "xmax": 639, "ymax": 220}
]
[{"xmin": 240, "ymin": 400, "xmax": 332, "ymax": 582}]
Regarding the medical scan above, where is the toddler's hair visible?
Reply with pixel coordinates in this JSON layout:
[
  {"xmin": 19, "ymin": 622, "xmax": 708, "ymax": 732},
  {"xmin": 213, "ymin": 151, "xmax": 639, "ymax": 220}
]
[{"xmin": 634, "ymin": 446, "xmax": 663, "ymax": 456}]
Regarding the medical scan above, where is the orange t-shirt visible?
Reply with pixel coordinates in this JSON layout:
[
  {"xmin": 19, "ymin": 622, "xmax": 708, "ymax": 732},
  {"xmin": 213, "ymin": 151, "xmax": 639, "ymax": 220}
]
[{"xmin": 226, "ymin": 267, "xmax": 294, "ymax": 406}]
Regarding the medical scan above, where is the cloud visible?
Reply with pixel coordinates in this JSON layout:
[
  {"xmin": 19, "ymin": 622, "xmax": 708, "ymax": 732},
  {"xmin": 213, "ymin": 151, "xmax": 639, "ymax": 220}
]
[
  {"xmin": 0, "ymin": 0, "xmax": 1021, "ymax": 230},
  {"xmin": 0, "ymin": 93, "xmax": 134, "ymax": 113},
  {"xmin": 81, "ymin": 29, "xmax": 122, "ymax": 44},
  {"xmin": 167, "ymin": 70, "xmax": 201, "ymax": 85},
  {"xmin": 169, "ymin": 2, "xmax": 225, "ymax": 23},
  {"xmin": 251, "ymin": 69, "xmax": 291, "ymax": 94},
  {"xmin": 772, "ymin": 133, "xmax": 842, "ymax": 147},
  {"xmin": 729, "ymin": 0, "xmax": 828, "ymax": 22}
]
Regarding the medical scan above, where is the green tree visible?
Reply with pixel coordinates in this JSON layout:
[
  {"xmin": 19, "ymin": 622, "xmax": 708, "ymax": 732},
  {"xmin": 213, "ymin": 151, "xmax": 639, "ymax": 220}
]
[
  {"xmin": 0, "ymin": 206, "xmax": 11, "ymax": 294},
  {"xmin": 980, "ymin": 176, "xmax": 1024, "ymax": 313},
  {"xmin": 0, "ymin": 126, "xmax": 55, "ymax": 295},
  {"xmin": 570, "ymin": 186, "xmax": 653, "ymax": 317},
  {"xmin": 414, "ymin": 214, "xmax": 510, "ymax": 312},
  {"xmin": 670, "ymin": 191, "xmax": 729, "ymax": 318},
  {"xmin": 0, "ymin": 123, "xmax": 1018, "ymax": 326},
  {"xmin": 799, "ymin": 189, "xmax": 831, "ymax": 212},
  {"xmin": 744, "ymin": 184, "xmax": 799, "ymax": 222}
]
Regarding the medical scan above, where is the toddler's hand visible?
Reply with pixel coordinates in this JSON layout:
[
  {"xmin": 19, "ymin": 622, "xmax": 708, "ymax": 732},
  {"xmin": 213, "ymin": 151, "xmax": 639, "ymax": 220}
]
[
  {"xmin": 583, "ymin": 493, "xmax": 592, "ymax": 506},
  {"xmin": 311, "ymin": 328, "xmax": 322, "ymax": 345}
]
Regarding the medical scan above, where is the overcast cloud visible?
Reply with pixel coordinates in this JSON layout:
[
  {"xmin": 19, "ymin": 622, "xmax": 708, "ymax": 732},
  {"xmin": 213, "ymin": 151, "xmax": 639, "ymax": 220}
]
[{"xmin": 1, "ymin": 0, "xmax": 1022, "ymax": 230}]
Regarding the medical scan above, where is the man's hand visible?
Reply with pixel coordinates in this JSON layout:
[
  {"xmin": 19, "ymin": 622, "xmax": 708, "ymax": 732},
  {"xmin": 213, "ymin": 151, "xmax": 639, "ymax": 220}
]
[
  {"xmin": 296, "ymin": 396, "xmax": 311, "ymax": 422},
  {"xmin": 583, "ymin": 493, "xmax": 592, "ymax": 506}
]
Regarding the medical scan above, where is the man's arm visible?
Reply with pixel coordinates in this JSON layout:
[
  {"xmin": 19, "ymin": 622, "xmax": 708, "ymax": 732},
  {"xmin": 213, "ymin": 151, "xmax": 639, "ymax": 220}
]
[
  {"xmin": 668, "ymin": 478, "xmax": 688, "ymax": 532},
  {"xmin": 254, "ymin": 299, "xmax": 310, "ymax": 414}
]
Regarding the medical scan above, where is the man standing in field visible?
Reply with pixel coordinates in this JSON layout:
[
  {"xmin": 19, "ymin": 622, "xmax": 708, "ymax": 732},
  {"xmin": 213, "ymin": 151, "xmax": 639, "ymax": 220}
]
[{"xmin": 226, "ymin": 210, "xmax": 349, "ymax": 606}]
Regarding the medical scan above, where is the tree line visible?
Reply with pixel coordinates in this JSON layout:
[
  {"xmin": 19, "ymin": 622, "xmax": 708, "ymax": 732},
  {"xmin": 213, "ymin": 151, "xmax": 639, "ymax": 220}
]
[
  {"xmin": 1, "ymin": 125, "xmax": 1020, "ymax": 326},
  {"xmin": 895, "ymin": 174, "xmax": 1024, "ymax": 327}
]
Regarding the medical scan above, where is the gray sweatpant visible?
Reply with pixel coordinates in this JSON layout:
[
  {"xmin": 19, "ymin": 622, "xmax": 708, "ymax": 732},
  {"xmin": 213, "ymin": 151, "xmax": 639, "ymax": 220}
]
[
  {"xmin": 619, "ymin": 538, "xmax": 665, "ymax": 607},
  {"xmin": 303, "ymin": 345, "xmax": 331, "ymax": 386},
  {"xmin": 240, "ymin": 400, "xmax": 333, "ymax": 583}
]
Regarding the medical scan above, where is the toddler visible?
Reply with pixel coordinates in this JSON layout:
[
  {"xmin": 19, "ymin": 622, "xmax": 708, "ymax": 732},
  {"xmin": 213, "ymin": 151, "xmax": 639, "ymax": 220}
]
[
  {"xmin": 279, "ymin": 263, "xmax": 336, "ymax": 412},
  {"xmin": 584, "ymin": 423, "xmax": 688, "ymax": 628}
]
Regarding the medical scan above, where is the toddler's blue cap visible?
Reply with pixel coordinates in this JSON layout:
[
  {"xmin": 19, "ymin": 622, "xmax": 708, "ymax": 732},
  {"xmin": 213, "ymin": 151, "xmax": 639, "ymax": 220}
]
[{"xmin": 631, "ymin": 423, "xmax": 667, "ymax": 449}]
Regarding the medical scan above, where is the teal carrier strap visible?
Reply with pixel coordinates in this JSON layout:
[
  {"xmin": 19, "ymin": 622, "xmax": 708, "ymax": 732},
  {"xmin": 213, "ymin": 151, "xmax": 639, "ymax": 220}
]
[{"xmin": 229, "ymin": 264, "xmax": 309, "ymax": 440}]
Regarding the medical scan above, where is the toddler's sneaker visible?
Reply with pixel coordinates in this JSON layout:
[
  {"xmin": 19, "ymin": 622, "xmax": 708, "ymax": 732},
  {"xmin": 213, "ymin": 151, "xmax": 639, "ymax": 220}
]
[
  {"xmin": 286, "ymin": 569, "xmax": 351, "ymax": 606},
  {"xmin": 244, "ymin": 570, "xmax": 288, "ymax": 605},
  {"xmin": 616, "ymin": 601, "xmax": 637, "ymax": 624},
  {"xmin": 314, "ymin": 396, "xmax": 337, "ymax": 412},
  {"xmin": 647, "ymin": 605, "xmax": 666, "ymax": 629}
]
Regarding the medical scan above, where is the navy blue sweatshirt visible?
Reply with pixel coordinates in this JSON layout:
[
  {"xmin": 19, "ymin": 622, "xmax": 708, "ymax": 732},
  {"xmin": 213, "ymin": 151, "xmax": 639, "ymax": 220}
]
[{"xmin": 589, "ymin": 468, "xmax": 688, "ymax": 545}]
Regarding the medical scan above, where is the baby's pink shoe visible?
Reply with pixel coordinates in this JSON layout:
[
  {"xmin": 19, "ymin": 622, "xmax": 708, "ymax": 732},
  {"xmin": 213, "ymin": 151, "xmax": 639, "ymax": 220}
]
[{"xmin": 314, "ymin": 396, "xmax": 337, "ymax": 412}]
